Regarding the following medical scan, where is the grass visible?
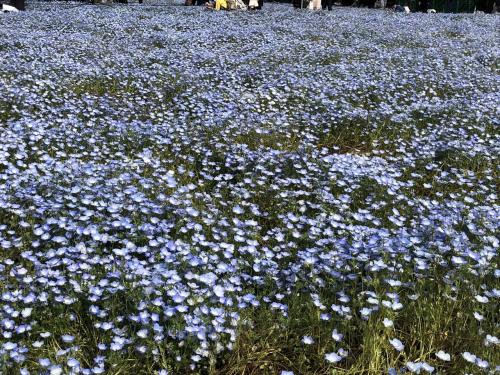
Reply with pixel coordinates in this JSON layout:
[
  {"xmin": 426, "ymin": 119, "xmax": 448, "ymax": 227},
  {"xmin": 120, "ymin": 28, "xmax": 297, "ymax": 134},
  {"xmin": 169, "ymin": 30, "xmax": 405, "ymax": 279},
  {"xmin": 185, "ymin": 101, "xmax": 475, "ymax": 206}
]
[
  {"xmin": 1, "ymin": 160, "xmax": 496, "ymax": 375},
  {"xmin": 217, "ymin": 270, "xmax": 497, "ymax": 375},
  {"xmin": 316, "ymin": 117, "xmax": 416, "ymax": 154},
  {"xmin": 2, "ymin": 266, "xmax": 493, "ymax": 374},
  {"xmin": 233, "ymin": 129, "xmax": 301, "ymax": 152},
  {"xmin": 71, "ymin": 76, "xmax": 141, "ymax": 98},
  {"xmin": 0, "ymin": 100, "xmax": 21, "ymax": 123},
  {"xmin": 1, "ymin": 81, "xmax": 497, "ymax": 374}
]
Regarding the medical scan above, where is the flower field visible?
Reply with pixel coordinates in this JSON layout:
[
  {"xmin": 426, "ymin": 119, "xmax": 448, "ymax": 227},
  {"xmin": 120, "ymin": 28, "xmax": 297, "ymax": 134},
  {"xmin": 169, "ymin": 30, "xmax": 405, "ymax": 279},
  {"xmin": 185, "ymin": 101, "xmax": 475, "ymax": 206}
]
[{"xmin": 0, "ymin": 4, "xmax": 499, "ymax": 374}]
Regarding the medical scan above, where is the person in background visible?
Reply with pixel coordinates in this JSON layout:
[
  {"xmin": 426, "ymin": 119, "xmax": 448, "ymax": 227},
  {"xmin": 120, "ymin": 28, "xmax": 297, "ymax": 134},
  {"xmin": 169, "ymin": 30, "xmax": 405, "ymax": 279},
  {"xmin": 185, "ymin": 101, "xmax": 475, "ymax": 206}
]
[
  {"xmin": 322, "ymin": 0, "xmax": 333, "ymax": 9},
  {"xmin": 308, "ymin": 0, "xmax": 321, "ymax": 9},
  {"xmin": 248, "ymin": 0, "xmax": 262, "ymax": 9},
  {"xmin": 248, "ymin": 0, "xmax": 260, "ymax": 9},
  {"xmin": 205, "ymin": 0, "xmax": 227, "ymax": 10},
  {"xmin": 215, "ymin": 0, "xmax": 227, "ymax": 8},
  {"xmin": 418, "ymin": 0, "xmax": 428, "ymax": 11},
  {"xmin": 1, "ymin": 2, "xmax": 20, "ymax": 11},
  {"xmin": 3, "ymin": 0, "xmax": 24, "ymax": 10}
]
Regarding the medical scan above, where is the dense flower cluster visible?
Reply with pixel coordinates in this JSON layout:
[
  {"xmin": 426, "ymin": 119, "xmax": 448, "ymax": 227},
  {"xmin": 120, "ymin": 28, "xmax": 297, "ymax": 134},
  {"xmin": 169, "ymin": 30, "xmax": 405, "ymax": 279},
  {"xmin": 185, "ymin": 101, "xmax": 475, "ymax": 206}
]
[{"xmin": 0, "ymin": 3, "xmax": 498, "ymax": 374}]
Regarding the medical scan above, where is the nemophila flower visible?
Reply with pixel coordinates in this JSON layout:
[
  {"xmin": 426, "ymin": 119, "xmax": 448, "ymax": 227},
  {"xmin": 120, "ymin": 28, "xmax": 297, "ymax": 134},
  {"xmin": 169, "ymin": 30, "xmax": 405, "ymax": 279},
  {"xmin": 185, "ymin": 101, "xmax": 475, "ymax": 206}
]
[
  {"xmin": 484, "ymin": 335, "xmax": 499, "ymax": 346},
  {"xmin": 49, "ymin": 366, "xmax": 63, "ymax": 375},
  {"xmin": 331, "ymin": 329, "xmax": 343, "ymax": 342},
  {"xmin": 91, "ymin": 365, "xmax": 106, "ymax": 374},
  {"xmin": 67, "ymin": 358, "xmax": 80, "ymax": 368},
  {"xmin": 383, "ymin": 318, "xmax": 394, "ymax": 328},
  {"xmin": 406, "ymin": 362, "xmax": 422, "ymax": 373},
  {"xmin": 389, "ymin": 338, "xmax": 404, "ymax": 352},
  {"xmin": 406, "ymin": 361, "xmax": 434, "ymax": 373},
  {"xmin": 474, "ymin": 312, "xmax": 485, "ymax": 321},
  {"xmin": 137, "ymin": 329, "xmax": 148, "ymax": 339},
  {"xmin": 100, "ymin": 322, "xmax": 113, "ymax": 331},
  {"xmin": 111, "ymin": 341, "xmax": 124, "ymax": 351},
  {"xmin": 186, "ymin": 207, "xmax": 199, "ymax": 217},
  {"xmin": 32, "ymin": 341, "xmax": 44, "ymax": 348},
  {"xmin": 476, "ymin": 358, "xmax": 489, "ymax": 368},
  {"xmin": 360, "ymin": 307, "xmax": 373, "ymax": 319},
  {"xmin": 338, "ymin": 348, "xmax": 349, "ymax": 357},
  {"xmin": 462, "ymin": 352, "xmax": 476, "ymax": 363},
  {"xmin": 325, "ymin": 352, "xmax": 343, "ymax": 363},
  {"xmin": 302, "ymin": 336, "xmax": 314, "ymax": 345},
  {"xmin": 232, "ymin": 205, "xmax": 244, "ymax": 215},
  {"xmin": 435, "ymin": 350, "xmax": 451, "ymax": 361},
  {"xmin": 420, "ymin": 362, "xmax": 434, "ymax": 373},
  {"xmin": 61, "ymin": 335, "xmax": 75, "ymax": 343},
  {"xmin": 474, "ymin": 295, "xmax": 489, "ymax": 303},
  {"xmin": 320, "ymin": 313, "xmax": 331, "ymax": 321},
  {"xmin": 56, "ymin": 348, "xmax": 70, "ymax": 357},
  {"xmin": 3, "ymin": 342, "xmax": 17, "ymax": 351},
  {"xmin": 213, "ymin": 285, "xmax": 225, "ymax": 298},
  {"xmin": 39, "ymin": 358, "xmax": 51, "ymax": 368}
]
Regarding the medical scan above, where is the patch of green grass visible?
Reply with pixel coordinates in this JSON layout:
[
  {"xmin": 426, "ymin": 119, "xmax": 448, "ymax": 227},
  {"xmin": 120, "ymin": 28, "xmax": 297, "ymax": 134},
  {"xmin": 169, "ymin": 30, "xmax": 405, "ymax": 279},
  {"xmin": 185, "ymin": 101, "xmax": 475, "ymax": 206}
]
[
  {"xmin": 317, "ymin": 117, "xmax": 414, "ymax": 154},
  {"xmin": 442, "ymin": 30, "xmax": 464, "ymax": 39},
  {"xmin": 71, "ymin": 76, "xmax": 138, "ymax": 97},
  {"xmin": 314, "ymin": 53, "xmax": 342, "ymax": 66},
  {"xmin": 71, "ymin": 76, "xmax": 140, "ymax": 97},
  {"xmin": 151, "ymin": 38, "xmax": 167, "ymax": 49},
  {"xmin": 233, "ymin": 129, "xmax": 301, "ymax": 152},
  {"xmin": 216, "ymin": 269, "xmax": 497, "ymax": 375},
  {"xmin": 400, "ymin": 150, "xmax": 498, "ymax": 202},
  {"xmin": 0, "ymin": 99, "xmax": 21, "ymax": 122}
]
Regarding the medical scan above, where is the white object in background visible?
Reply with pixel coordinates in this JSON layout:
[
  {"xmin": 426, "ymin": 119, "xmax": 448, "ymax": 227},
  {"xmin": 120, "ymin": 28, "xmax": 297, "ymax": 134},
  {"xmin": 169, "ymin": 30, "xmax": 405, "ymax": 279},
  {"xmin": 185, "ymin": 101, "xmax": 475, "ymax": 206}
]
[
  {"xmin": 394, "ymin": 4, "xmax": 410, "ymax": 12},
  {"xmin": 249, "ymin": 0, "xmax": 258, "ymax": 7},
  {"xmin": 308, "ymin": 0, "xmax": 321, "ymax": 9},
  {"xmin": 427, "ymin": 8, "xmax": 436, "ymax": 12},
  {"xmin": 235, "ymin": 0, "xmax": 247, "ymax": 9},
  {"xmin": 1, "ymin": 3, "xmax": 19, "ymax": 12}
]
